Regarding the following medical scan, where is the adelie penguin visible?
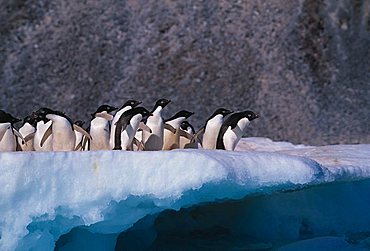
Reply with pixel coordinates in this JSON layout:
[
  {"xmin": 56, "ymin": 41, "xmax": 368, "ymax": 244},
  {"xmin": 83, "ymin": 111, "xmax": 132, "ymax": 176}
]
[
  {"xmin": 109, "ymin": 99, "xmax": 142, "ymax": 149},
  {"xmin": 142, "ymin": 98, "xmax": 171, "ymax": 151},
  {"xmin": 179, "ymin": 121, "xmax": 198, "ymax": 149},
  {"xmin": 193, "ymin": 108, "xmax": 233, "ymax": 150},
  {"xmin": 216, "ymin": 110, "xmax": 258, "ymax": 151},
  {"xmin": 113, "ymin": 107, "xmax": 152, "ymax": 151},
  {"xmin": 0, "ymin": 110, "xmax": 23, "ymax": 152},
  {"xmin": 35, "ymin": 108, "xmax": 91, "ymax": 151},
  {"xmin": 162, "ymin": 110, "xmax": 194, "ymax": 150},
  {"xmin": 18, "ymin": 114, "xmax": 38, "ymax": 151},
  {"xmin": 89, "ymin": 105, "xmax": 118, "ymax": 150}
]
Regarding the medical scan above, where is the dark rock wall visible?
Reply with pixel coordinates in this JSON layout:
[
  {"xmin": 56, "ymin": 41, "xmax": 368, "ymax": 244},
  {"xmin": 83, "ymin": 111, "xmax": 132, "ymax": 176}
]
[{"xmin": 1, "ymin": 0, "xmax": 369, "ymax": 145}]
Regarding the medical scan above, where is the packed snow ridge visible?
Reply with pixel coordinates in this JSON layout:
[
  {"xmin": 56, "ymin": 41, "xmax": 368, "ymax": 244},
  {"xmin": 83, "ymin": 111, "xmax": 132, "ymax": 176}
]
[{"xmin": 0, "ymin": 137, "xmax": 369, "ymax": 250}]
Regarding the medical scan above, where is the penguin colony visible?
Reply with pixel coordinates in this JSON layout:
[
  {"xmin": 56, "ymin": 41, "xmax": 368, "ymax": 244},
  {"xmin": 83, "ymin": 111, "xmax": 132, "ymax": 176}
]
[{"xmin": 0, "ymin": 99, "xmax": 258, "ymax": 152}]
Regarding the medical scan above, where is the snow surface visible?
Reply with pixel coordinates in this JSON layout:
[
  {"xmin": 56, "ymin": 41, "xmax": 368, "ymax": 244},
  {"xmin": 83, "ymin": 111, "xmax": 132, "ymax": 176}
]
[{"xmin": 0, "ymin": 137, "xmax": 369, "ymax": 250}]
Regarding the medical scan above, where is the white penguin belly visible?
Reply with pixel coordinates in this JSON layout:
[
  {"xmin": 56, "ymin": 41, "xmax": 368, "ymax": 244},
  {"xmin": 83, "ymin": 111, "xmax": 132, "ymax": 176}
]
[
  {"xmin": 224, "ymin": 119, "xmax": 250, "ymax": 151},
  {"xmin": 203, "ymin": 125, "xmax": 222, "ymax": 150},
  {"xmin": 202, "ymin": 115, "xmax": 223, "ymax": 150},
  {"xmin": 143, "ymin": 117, "xmax": 163, "ymax": 151},
  {"xmin": 90, "ymin": 118, "xmax": 111, "ymax": 150},
  {"xmin": 120, "ymin": 114, "xmax": 142, "ymax": 150},
  {"xmin": 179, "ymin": 135, "xmax": 190, "ymax": 149},
  {"xmin": 49, "ymin": 117, "xmax": 75, "ymax": 151},
  {"xmin": 162, "ymin": 118, "xmax": 184, "ymax": 150},
  {"xmin": 223, "ymin": 128, "xmax": 239, "ymax": 151},
  {"xmin": 0, "ymin": 123, "xmax": 16, "ymax": 152},
  {"xmin": 18, "ymin": 123, "xmax": 36, "ymax": 151},
  {"xmin": 163, "ymin": 129, "xmax": 180, "ymax": 150},
  {"xmin": 34, "ymin": 121, "xmax": 53, "ymax": 151}
]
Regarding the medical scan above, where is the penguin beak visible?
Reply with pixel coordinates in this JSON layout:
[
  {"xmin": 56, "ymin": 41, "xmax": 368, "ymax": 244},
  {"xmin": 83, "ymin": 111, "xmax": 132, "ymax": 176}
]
[
  {"xmin": 13, "ymin": 118, "xmax": 21, "ymax": 123},
  {"xmin": 187, "ymin": 112, "xmax": 195, "ymax": 118},
  {"xmin": 251, "ymin": 114, "xmax": 259, "ymax": 120}
]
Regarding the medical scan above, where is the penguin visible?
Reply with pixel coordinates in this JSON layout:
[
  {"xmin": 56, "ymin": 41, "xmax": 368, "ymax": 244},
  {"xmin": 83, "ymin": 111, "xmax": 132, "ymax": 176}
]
[
  {"xmin": 35, "ymin": 108, "xmax": 91, "ymax": 151},
  {"xmin": 109, "ymin": 99, "xmax": 142, "ymax": 149},
  {"xmin": 162, "ymin": 110, "xmax": 194, "ymax": 150},
  {"xmin": 142, "ymin": 98, "xmax": 171, "ymax": 151},
  {"xmin": 216, "ymin": 111, "xmax": 258, "ymax": 151},
  {"xmin": 0, "ymin": 110, "xmax": 22, "ymax": 152},
  {"xmin": 179, "ymin": 121, "xmax": 198, "ymax": 149},
  {"xmin": 113, "ymin": 107, "xmax": 152, "ymax": 150},
  {"xmin": 194, "ymin": 108, "xmax": 233, "ymax": 150},
  {"xmin": 89, "ymin": 105, "xmax": 118, "ymax": 150},
  {"xmin": 18, "ymin": 114, "xmax": 38, "ymax": 151},
  {"xmin": 73, "ymin": 120, "xmax": 86, "ymax": 151}
]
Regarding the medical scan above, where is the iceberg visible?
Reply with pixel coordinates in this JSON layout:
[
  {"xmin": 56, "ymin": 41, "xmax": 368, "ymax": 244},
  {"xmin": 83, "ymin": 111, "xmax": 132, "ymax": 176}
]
[{"xmin": 0, "ymin": 137, "xmax": 369, "ymax": 250}]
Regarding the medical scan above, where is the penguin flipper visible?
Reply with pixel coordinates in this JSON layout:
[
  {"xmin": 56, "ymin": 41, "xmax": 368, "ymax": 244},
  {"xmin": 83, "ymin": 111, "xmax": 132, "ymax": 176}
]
[
  {"xmin": 13, "ymin": 129, "xmax": 26, "ymax": 144},
  {"xmin": 73, "ymin": 125, "xmax": 92, "ymax": 140},
  {"xmin": 74, "ymin": 141, "xmax": 83, "ymax": 151},
  {"xmin": 139, "ymin": 122, "xmax": 152, "ymax": 133},
  {"xmin": 82, "ymin": 136, "xmax": 90, "ymax": 151},
  {"xmin": 24, "ymin": 132, "xmax": 36, "ymax": 143},
  {"xmin": 16, "ymin": 139, "xmax": 22, "ymax": 151},
  {"xmin": 179, "ymin": 130, "xmax": 193, "ymax": 140},
  {"xmin": 40, "ymin": 124, "xmax": 53, "ymax": 147},
  {"xmin": 114, "ymin": 114, "xmax": 132, "ymax": 150},
  {"xmin": 164, "ymin": 124, "xmax": 177, "ymax": 134},
  {"xmin": 216, "ymin": 125, "xmax": 229, "ymax": 150},
  {"xmin": 133, "ymin": 137, "xmax": 145, "ymax": 151},
  {"xmin": 0, "ymin": 126, "xmax": 9, "ymax": 142},
  {"xmin": 191, "ymin": 127, "xmax": 204, "ymax": 144}
]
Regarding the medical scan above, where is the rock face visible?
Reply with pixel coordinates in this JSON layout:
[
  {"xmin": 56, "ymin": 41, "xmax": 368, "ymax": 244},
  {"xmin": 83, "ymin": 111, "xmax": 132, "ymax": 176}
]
[{"xmin": 0, "ymin": 0, "xmax": 369, "ymax": 145}]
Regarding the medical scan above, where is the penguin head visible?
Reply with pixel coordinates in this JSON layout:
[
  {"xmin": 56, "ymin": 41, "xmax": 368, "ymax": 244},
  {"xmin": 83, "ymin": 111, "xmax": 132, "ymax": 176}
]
[
  {"xmin": 0, "ymin": 110, "xmax": 21, "ymax": 124},
  {"xmin": 212, "ymin": 108, "xmax": 233, "ymax": 118},
  {"xmin": 180, "ymin": 121, "xmax": 195, "ymax": 134},
  {"xmin": 134, "ymin": 107, "xmax": 153, "ymax": 118},
  {"xmin": 239, "ymin": 110, "xmax": 259, "ymax": 121},
  {"xmin": 33, "ymin": 113, "xmax": 49, "ymax": 123},
  {"xmin": 165, "ymin": 110, "xmax": 194, "ymax": 122},
  {"xmin": 22, "ymin": 114, "xmax": 38, "ymax": 127},
  {"xmin": 92, "ymin": 105, "xmax": 118, "ymax": 117},
  {"xmin": 35, "ymin": 107, "xmax": 56, "ymax": 117},
  {"xmin": 35, "ymin": 107, "xmax": 73, "ymax": 125},
  {"xmin": 121, "ymin": 100, "xmax": 142, "ymax": 109},
  {"xmin": 34, "ymin": 107, "xmax": 54, "ymax": 122},
  {"xmin": 153, "ymin": 98, "xmax": 171, "ymax": 110}
]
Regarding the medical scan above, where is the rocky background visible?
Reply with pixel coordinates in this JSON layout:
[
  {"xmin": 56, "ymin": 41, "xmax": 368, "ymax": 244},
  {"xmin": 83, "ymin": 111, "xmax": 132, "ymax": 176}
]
[{"xmin": 1, "ymin": 0, "xmax": 369, "ymax": 145}]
